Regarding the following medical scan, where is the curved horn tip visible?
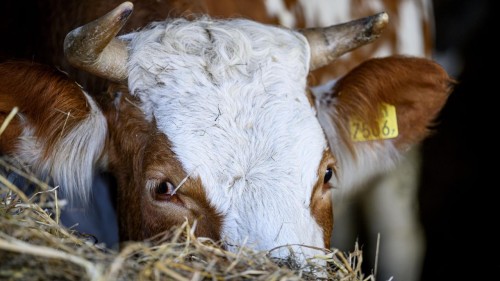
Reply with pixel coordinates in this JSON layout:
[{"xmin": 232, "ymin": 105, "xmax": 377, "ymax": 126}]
[
  {"xmin": 64, "ymin": 1, "xmax": 134, "ymax": 82},
  {"xmin": 372, "ymin": 12, "xmax": 389, "ymax": 34},
  {"xmin": 112, "ymin": 2, "xmax": 134, "ymax": 22}
]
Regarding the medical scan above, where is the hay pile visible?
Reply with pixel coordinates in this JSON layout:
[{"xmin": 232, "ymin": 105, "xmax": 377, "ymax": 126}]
[
  {"xmin": 0, "ymin": 114, "xmax": 373, "ymax": 281},
  {"xmin": 0, "ymin": 158, "xmax": 372, "ymax": 281}
]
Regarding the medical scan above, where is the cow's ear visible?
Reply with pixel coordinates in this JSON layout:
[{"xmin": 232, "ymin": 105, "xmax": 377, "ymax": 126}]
[
  {"xmin": 313, "ymin": 56, "xmax": 454, "ymax": 189},
  {"xmin": 0, "ymin": 61, "xmax": 108, "ymax": 202}
]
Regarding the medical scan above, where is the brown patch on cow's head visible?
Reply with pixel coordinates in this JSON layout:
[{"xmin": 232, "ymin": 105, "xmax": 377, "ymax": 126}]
[
  {"xmin": 101, "ymin": 85, "xmax": 222, "ymax": 243},
  {"xmin": 310, "ymin": 149, "xmax": 336, "ymax": 248},
  {"xmin": 140, "ymin": 134, "xmax": 223, "ymax": 241}
]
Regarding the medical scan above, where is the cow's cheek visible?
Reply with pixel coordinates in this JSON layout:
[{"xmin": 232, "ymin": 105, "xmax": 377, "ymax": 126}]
[
  {"xmin": 140, "ymin": 196, "xmax": 190, "ymax": 240},
  {"xmin": 310, "ymin": 188, "xmax": 333, "ymax": 248}
]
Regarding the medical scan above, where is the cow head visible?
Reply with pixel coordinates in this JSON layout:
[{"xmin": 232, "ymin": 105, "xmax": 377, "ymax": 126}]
[{"xmin": 0, "ymin": 1, "xmax": 452, "ymax": 265}]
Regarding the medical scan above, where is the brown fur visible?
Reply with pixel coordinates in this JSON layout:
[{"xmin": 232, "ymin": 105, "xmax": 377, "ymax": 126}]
[
  {"xmin": 99, "ymin": 84, "xmax": 222, "ymax": 242},
  {"xmin": 0, "ymin": 61, "xmax": 91, "ymax": 159},
  {"xmin": 327, "ymin": 56, "xmax": 454, "ymax": 153},
  {"xmin": 310, "ymin": 150, "xmax": 336, "ymax": 248}
]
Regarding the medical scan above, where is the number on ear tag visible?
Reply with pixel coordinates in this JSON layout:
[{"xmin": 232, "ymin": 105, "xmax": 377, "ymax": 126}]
[{"xmin": 349, "ymin": 103, "xmax": 398, "ymax": 142}]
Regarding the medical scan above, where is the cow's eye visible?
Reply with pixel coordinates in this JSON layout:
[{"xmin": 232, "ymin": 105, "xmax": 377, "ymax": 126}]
[
  {"xmin": 153, "ymin": 181, "xmax": 184, "ymax": 205},
  {"xmin": 324, "ymin": 167, "xmax": 333, "ymax": 183},
  {"xmin": 156, "ymin": 181, "xmax": 175, "ymax": 195}
]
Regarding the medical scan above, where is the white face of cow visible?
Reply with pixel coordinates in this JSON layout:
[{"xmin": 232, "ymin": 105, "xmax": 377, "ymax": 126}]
[{"xmin": 126, "ymin": 18, "xmax": 331, "ymax": 258}]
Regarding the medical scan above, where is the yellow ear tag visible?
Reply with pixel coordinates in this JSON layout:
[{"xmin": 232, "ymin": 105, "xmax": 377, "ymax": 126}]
[{"xmin": 350, "ymin": 103, "xmax": 399, "ymax": 142}]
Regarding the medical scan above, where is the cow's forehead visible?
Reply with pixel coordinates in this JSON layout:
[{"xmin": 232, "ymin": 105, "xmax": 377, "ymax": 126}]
[
  {"xmin": 127, "ymin": 18, "xmax": 327, "ymax": 215},
  {"xmin": 126, "ymin": 18, "xmax": 311, "ymax": 99}
]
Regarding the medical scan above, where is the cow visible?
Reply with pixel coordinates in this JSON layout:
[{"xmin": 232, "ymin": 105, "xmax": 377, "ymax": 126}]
[{"xmin": 0, "ymin": 1, "xmax": 452, "ymax": 269}]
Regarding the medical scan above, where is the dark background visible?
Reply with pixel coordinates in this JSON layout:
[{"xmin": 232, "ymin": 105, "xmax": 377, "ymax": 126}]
[
  {"xmin": 0, "ymin": 0, "xmax": 493, "ymax": 280},
  {"xmin": 419, "ymin": 0, "xmax": 492, "ymax": 279}
]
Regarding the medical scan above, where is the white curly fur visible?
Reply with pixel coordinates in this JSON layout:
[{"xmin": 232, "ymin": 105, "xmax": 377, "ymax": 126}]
[{"xmin": 126, "ymin": 18, "xmax": 327, "ymax": 259}]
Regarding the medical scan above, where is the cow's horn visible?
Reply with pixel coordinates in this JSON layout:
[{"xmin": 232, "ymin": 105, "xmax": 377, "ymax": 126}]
[
  {"xmin": 64, "ymin": 1, "xmax": 133, "ymax": 82},
  {"xmin": 301, "ymin": 12, "xmax": 389, "ymax": 71}
]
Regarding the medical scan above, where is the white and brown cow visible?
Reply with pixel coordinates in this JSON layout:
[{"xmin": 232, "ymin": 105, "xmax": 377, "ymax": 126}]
[{"xmin": 0, "ymin": 1, "xmax": 451, "ymax": 267}]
